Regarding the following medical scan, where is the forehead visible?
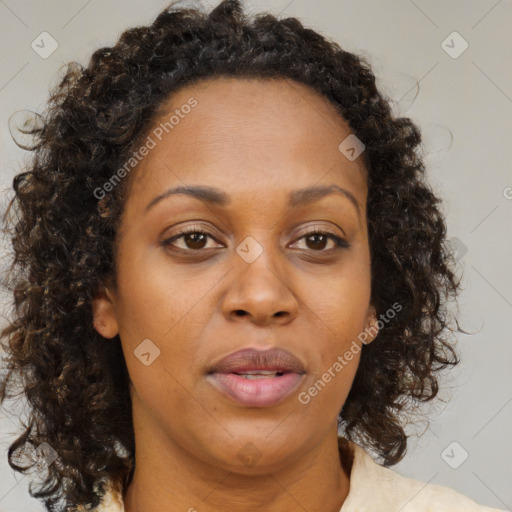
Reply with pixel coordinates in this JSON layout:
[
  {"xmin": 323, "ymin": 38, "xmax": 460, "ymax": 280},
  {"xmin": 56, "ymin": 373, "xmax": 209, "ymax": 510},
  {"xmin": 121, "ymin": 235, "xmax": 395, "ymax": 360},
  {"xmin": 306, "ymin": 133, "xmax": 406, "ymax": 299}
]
[{"xmin": 129, "ymin": 77, "xmax": 367, "ymax": 209}]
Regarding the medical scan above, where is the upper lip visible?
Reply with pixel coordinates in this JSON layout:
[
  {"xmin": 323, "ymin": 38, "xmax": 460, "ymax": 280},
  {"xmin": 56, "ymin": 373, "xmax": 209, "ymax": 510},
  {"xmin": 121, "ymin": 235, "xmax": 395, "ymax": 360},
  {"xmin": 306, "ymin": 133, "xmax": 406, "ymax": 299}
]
[{"xmin": 208, "ymin": 347, "xmax": 306, "ymax": 374}]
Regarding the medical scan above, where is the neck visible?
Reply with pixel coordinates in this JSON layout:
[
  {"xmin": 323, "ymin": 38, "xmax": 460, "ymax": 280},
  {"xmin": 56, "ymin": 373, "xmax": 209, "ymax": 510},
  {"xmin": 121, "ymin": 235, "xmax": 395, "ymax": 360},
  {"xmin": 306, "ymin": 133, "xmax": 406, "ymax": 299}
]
[{"xmin": 123, "ymin": 401, "xmax": 352, "ymax": 512}]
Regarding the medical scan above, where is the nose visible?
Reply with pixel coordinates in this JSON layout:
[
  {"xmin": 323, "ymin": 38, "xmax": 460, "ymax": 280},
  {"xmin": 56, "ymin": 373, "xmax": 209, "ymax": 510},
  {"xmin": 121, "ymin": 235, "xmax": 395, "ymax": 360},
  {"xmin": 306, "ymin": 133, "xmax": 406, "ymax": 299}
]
[{"xmin": 221, "ymin": 247, "xmax": 299, "ymax": 326}]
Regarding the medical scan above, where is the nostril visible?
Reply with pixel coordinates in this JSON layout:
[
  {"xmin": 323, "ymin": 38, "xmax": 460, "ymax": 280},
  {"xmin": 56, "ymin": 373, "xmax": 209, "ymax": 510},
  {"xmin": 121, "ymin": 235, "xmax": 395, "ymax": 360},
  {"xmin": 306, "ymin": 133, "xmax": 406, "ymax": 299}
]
[{"xmin": 234, "ymin": 310, "xmax": 247, "ymax": 317}]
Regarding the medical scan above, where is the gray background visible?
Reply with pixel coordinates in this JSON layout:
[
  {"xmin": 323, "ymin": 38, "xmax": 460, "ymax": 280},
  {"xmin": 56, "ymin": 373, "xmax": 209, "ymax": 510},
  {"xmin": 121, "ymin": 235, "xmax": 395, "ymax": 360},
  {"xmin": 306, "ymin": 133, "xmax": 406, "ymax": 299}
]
[{"xmin": 1, "ymin": 0, "xmax": 511, "ymax": 510}]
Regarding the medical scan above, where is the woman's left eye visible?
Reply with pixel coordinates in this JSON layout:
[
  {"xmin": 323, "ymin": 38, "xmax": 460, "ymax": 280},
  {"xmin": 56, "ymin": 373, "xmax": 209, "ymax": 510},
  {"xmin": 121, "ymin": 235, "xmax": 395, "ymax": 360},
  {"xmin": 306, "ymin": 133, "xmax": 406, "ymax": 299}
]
[{"xmin": 291, "ymin": 231, "xmax": 349, "ymax": 253}]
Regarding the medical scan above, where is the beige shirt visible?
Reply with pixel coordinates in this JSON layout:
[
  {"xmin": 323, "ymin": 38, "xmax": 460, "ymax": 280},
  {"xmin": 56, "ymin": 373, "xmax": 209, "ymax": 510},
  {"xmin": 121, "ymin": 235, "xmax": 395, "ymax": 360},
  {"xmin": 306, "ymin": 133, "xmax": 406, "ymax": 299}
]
[{"xmin": 90, "ymin": 440, "xmax": 505, "ymax": 512}]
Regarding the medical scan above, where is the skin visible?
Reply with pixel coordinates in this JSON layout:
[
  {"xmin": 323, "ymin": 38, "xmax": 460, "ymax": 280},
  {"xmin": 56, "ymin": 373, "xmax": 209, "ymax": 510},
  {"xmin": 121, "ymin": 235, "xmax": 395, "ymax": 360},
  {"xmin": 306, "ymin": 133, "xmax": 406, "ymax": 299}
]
[{"xmin": 92, "ymin": 77, "xmax": 379, "ymax": 512}]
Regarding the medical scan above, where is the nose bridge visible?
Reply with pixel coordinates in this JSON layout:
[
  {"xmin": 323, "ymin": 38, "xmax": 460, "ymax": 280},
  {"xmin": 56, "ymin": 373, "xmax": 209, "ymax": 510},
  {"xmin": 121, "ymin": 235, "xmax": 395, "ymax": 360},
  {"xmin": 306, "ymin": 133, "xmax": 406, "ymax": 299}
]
[
  {"xmin": 237, "ymin": 234, "xmax": 282, "ymax": 286},
  {"xmin": 222, "ymin": 232, "xmax": 298, "ymax": 325}
]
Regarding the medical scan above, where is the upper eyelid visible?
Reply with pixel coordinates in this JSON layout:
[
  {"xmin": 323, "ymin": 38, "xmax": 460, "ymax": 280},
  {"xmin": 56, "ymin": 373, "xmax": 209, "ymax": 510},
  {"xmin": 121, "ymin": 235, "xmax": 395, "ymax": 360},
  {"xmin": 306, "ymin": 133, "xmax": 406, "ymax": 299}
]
[
  {"xmin": 166, "ymin": 220, "xmax": 345, "ymax": 237},
  {"xmin": 167, "ymin": 224, "xmax": 344, "ymax": 238}
]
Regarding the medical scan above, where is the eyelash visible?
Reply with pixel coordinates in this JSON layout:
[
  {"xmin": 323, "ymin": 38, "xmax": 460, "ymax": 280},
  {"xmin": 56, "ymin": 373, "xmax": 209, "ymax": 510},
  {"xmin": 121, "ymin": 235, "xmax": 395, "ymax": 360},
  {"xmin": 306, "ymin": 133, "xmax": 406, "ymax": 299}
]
[{"xmin": 161, "ymin": 226, "xmax": 350, "ymax": 255}]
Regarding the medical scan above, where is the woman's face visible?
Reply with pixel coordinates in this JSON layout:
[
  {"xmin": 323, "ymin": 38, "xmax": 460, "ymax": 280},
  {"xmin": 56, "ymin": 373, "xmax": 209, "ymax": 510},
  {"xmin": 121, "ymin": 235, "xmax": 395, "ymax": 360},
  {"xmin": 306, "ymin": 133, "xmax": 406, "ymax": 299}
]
[{"xmin": 93, "ymin": 77, "xmax": 376, "ymax": 473}]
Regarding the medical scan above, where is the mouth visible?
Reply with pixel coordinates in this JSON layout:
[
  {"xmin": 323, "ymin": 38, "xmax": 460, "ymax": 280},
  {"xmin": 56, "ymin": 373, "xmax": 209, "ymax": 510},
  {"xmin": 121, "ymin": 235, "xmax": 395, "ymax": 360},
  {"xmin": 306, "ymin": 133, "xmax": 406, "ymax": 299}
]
[
  {"xmin": 230, "ymin": 370, "xmax": 286, "ymax": 379},
  {"xmin": 205, "ymin": 347, "xmax": 306, "ymax": 407}
]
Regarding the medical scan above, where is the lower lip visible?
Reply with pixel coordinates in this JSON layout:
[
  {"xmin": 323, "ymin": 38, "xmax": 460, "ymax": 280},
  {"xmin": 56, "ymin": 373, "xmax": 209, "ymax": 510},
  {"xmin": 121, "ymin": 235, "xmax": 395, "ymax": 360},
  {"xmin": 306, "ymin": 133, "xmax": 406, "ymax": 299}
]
[{"xmin": 207, "ymin": 372, "xmax": 304, "ymax": 407}]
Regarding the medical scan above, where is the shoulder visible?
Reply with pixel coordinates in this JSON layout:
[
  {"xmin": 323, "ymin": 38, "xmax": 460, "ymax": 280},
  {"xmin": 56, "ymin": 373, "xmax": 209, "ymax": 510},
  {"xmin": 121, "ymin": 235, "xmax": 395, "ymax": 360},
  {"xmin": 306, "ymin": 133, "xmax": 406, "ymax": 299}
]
[
  {"xmin": 70, "ymin": 480, "xmax": 125, "ymax": 512},
  {"xmin": 341, "ymin": 440, "xmax": 505, "ymax": 512}
]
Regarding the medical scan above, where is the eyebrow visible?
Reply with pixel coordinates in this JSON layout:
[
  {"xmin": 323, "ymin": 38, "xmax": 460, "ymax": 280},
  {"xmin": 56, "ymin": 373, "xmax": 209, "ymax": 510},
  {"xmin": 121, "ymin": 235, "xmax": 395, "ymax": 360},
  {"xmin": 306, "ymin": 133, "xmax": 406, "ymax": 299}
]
[{"xmin": 144, "ymin": 184, "xmax": 361, "ymax": 218}]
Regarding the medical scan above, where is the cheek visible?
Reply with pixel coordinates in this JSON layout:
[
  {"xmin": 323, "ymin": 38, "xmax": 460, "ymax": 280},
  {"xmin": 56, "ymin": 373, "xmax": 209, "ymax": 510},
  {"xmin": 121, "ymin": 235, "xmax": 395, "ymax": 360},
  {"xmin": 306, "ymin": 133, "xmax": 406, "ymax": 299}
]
[
  {"xmin": 297, "ymin": 268, "xmax": 369, "ymax": 412},
  {"xmin": 113, "ymin": 244, "xmax": 224, "ymax": 343},
  {"xmin": 127, "ymin": 361, "xmax": 199, "ymax": 439},
  {"xmin": 298, "ymin": 349, "xmax": 361, "ymax": 418},
  {"xmin": 304, "ymin": 267, "xmax": 371, "ymax": 346}
]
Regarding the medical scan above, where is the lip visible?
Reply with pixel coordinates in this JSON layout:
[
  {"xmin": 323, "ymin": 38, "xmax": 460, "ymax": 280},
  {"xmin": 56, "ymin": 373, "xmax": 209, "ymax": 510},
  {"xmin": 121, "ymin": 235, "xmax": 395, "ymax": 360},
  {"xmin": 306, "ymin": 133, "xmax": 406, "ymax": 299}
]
[
  {"xmin": 206, "ymin": 347, "xmax": 306, "ymax": 407},
  {"xmin": 207, "ymin": 347, "xmax": 306, "ymax": 374}
]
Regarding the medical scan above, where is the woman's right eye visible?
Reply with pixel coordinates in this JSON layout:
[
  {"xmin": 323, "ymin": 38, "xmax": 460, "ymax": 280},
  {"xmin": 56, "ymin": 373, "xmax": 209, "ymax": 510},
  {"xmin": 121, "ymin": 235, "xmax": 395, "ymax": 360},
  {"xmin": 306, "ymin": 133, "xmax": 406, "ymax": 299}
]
[{"xmin": 161, "ymin": 228, "xmax": 223, "ymax": 252}]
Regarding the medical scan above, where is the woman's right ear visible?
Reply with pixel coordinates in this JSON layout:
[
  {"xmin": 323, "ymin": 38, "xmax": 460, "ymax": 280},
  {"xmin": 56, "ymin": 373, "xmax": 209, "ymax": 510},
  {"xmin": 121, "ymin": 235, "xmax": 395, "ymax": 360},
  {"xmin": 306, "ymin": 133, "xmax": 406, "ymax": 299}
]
[{"xmin": 92, "ymin": 285, "xmax": 120, "ymax": 339}]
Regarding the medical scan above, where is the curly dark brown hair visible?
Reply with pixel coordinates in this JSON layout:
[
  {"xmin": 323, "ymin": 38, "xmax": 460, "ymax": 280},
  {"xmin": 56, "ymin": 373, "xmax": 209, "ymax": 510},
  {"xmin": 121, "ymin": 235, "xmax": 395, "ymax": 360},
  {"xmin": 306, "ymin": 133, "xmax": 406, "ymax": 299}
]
[{"xmin": 0, "ymin": 0, "xmax": 464, "ymax": 510}]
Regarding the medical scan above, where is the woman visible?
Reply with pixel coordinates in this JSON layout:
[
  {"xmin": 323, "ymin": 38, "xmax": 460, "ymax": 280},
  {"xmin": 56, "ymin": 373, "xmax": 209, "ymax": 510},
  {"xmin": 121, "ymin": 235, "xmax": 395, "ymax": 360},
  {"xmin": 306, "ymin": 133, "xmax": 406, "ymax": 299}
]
[{"xmin": 0, "ymin": 1, "xmax": 504, "ymax": 511}]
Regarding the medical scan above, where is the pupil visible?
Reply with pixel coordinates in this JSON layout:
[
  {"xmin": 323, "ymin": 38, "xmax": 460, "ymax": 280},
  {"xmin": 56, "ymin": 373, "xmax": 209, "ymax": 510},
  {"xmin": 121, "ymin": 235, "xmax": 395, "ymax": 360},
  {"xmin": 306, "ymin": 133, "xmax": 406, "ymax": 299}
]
[
  {"xmin": 187, "ymin": 233, "xmax": 206, "ymax": 249},
  {"xmin": 308, "ymin": 234, "xmax": 326, "ymax": 250}
]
